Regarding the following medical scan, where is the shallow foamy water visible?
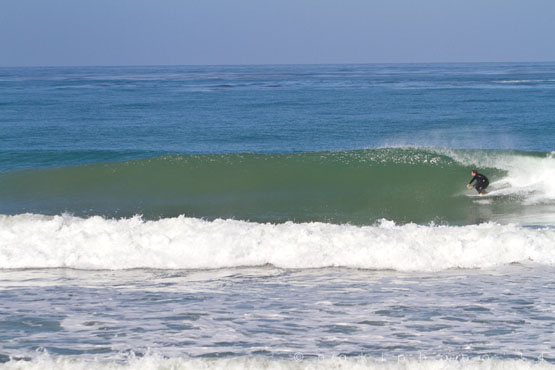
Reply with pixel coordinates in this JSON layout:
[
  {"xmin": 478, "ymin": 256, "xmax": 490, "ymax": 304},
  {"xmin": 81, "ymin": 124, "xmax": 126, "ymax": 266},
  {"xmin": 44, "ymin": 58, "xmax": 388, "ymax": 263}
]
[{"xmin": 1, "ymin": 266, "xmax": 554, "ymax": 363}]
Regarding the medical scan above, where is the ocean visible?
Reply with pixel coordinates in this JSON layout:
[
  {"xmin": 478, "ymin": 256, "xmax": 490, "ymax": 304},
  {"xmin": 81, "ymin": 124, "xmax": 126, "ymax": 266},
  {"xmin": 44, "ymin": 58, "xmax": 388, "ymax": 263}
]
[{"xmin": 0, "ymin": 63, "xmax": 554, "ymax": 369}]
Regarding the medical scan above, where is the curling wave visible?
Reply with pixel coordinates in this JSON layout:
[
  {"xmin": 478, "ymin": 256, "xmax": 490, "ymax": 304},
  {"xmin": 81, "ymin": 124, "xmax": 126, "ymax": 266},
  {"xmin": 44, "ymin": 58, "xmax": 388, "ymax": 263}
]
[{"xmin": 1, "ymin": 148, "xmax": 555, "ymax": 225}]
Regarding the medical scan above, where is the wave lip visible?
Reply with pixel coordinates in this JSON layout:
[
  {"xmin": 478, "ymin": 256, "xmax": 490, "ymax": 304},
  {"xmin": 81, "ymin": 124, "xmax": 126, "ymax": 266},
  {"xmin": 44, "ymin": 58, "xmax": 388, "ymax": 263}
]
[{"xmin": 1, "ymin": 214, "xmax": 555, "ymax": 272}]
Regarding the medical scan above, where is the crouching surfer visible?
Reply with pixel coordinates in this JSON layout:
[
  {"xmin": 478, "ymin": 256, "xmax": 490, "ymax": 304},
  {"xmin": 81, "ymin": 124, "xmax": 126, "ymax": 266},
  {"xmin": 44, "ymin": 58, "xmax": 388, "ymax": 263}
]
[{"xmin": 466, "ymin": 170, "xmax": 489, "ymax": 195}]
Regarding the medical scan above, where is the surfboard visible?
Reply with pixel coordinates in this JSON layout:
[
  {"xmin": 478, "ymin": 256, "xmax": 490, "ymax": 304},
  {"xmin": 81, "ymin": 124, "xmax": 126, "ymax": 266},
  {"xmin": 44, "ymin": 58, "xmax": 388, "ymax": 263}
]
[{"xmin": 467, "ymin": 190, "xmax": 506, "ymax": 199}]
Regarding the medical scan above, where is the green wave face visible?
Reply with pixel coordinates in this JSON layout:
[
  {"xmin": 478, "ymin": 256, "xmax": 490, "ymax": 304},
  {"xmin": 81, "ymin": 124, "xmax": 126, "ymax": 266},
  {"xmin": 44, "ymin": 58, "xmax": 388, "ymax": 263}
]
[{"xmin": 1, "ymin": 148, "xmax": 554, "ymax": 225}]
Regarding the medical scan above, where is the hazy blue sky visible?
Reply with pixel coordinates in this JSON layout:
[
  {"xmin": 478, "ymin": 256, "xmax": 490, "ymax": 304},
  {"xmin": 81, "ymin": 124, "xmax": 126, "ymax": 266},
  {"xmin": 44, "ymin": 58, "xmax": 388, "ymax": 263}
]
[{"xmin": 1, "ymin": 0, "xmax": 555, "ymax": 66}]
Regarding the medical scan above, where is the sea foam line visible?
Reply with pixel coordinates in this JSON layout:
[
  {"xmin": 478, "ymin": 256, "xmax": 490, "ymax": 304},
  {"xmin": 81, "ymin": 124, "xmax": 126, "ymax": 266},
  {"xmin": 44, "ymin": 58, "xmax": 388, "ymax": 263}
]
[
  {"xmin": 0, "ymin": 355, "xmax": 554, "ymax": 370},
  {"xmin": 1, "ymin": 214, "xmax": 555, "ymax": 271}
]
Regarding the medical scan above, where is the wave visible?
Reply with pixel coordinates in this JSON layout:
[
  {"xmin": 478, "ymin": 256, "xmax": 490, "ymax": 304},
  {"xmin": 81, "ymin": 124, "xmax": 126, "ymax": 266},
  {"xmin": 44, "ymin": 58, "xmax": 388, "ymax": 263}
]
[
  {"xmin": 1, "ymin": 214, "xmax": 555, "ymax": 271},
  {"xmin": 0, "ymin": 149, "xmax": 162, "ymax": 171},
  {"xmin": 1, "ymin": 355, "xmax": 553, "ymax": 370},
  {"xmin": 1, "ymin": 148, "xmax": 554, "ymax": 225}
]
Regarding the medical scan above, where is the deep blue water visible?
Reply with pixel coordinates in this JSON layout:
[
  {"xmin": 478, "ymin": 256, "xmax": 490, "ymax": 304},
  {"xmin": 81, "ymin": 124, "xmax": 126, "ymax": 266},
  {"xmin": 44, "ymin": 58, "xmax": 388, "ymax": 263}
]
[{"xmin": 1, "ymin": 63, "xmax": 554, "ymax": 171}]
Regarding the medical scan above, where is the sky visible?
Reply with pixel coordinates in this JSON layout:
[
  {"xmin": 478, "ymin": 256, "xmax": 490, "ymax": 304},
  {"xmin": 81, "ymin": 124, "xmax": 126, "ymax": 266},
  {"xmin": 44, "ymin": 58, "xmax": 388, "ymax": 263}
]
[{"xmin": 1, "ymin": 0, "xmax": 555, "ymax": 66}]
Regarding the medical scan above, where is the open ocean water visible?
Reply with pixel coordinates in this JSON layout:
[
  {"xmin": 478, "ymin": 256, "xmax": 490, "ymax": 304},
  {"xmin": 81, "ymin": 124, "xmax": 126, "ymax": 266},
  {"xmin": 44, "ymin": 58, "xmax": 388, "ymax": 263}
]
[{"xmin": 1, "ymin": 63, "xmax": 555, "ymax": 369}]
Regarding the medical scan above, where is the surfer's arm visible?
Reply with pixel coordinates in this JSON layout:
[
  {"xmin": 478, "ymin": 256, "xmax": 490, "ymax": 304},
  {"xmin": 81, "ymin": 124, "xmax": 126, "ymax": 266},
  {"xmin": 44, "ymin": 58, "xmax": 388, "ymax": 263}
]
[{"xmin": 466, "ymin": 175, "xmax": 477, "ymax": 189}]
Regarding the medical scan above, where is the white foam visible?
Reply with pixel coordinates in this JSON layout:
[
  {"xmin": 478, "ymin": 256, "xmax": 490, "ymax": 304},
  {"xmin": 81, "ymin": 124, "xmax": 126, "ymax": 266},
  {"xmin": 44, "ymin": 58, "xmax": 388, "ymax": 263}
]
[
  {"xmin": 440, "ymin": 149, "xmax": 555, "ymax": 205},
  {"xmin": 1, "ymin": 214, "xmax": 555, "ymax": 271},
  {"xmin": 497, "ymin": 80, "xmax": 534, "ymax": 83},
  {"xmin": 0, "ymin": 354, "xmax": 553, "ymax": 370}
]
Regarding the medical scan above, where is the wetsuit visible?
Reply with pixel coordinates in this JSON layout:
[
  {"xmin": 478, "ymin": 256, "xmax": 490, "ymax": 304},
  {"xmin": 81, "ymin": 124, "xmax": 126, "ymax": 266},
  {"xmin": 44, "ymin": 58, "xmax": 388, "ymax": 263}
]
[{"xmin": 469, "ymin": 172, "xmax": 489, "ymax": 194}]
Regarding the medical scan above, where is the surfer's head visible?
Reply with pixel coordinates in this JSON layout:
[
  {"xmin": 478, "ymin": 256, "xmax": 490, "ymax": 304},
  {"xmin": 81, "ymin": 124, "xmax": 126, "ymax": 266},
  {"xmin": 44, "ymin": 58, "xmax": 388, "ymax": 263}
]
[{"xmin": 471, "ymin": 170, "xmax": 477, "ymax": 176}]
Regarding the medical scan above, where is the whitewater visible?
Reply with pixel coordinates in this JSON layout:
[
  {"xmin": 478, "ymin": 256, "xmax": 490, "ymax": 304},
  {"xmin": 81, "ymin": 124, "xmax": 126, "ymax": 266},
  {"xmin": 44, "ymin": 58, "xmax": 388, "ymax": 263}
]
[
  {"xmin": 2, "ymin": 355, "xmax": 555, "ymax": 370},
  {"xmin": 1, "ymin": 214, "xmax": 555, "ymax": 271}
]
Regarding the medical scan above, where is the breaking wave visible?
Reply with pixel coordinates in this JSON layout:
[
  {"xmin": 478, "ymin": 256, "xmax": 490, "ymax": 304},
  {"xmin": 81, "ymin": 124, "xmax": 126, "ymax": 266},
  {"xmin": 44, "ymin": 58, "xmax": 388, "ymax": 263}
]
[
  {"xmin": 1, "ymin": 214, "xmax": 554, "ymax": 271},
  {"xmin": 1, "ymin": 148, "xmax": 555, "ymax": 225}
]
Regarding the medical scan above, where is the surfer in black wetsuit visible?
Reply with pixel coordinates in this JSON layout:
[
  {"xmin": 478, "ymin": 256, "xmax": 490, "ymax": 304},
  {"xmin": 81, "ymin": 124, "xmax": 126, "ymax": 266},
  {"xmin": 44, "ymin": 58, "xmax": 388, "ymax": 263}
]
[{"xmin": 466, "ymin": 170, "xmax": 489, "ymax": 195}]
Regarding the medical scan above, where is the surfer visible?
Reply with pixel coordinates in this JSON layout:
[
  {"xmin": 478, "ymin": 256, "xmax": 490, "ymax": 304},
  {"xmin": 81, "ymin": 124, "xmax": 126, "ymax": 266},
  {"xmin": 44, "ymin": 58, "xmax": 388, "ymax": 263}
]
[{"xmin": 467, "ymin": 170, "xmax": 489, "ymax": 195}]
